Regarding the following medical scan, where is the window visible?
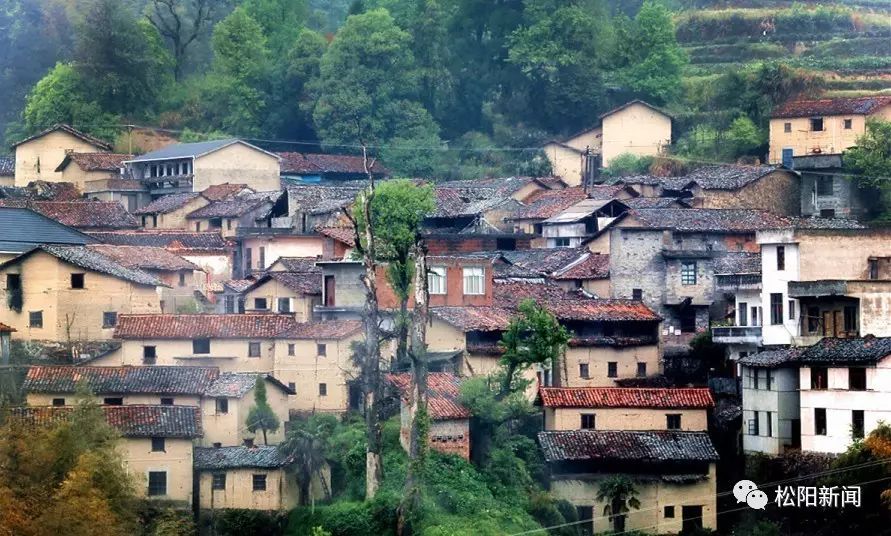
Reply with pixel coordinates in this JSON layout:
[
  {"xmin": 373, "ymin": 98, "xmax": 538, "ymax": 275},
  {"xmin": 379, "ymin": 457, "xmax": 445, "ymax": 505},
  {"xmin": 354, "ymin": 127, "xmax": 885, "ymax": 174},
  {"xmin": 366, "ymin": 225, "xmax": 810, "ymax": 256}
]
[
  {"xmin": 770, "ymin": 293, "xmax": 783, "ymax": 325},
  {"xmin": 766, "ymin": 411, "xmax": 773, "ymax": 437},
  {"xmin": 212, "ymin": 473, "xmax": 226, "ymax": 490},
  {"xmin": 811, "ymin": 367, "xmax": 828, "ymax": 390},
  {"xmin": 844, "ymin": 306, "xmax": 858, "ymax": 333},
  {"xmin": 103, "ymin": 397, "xmax": 123, "ymax": 406},
  {"xmin": 607, "ymin": 362, "xmax": 617, "ymax": 378},
  {"xmin": 70, "ymin": 273, "xmax": 85, "ymax": 289},
  {"xmin": 225, "ymin": 295, "xmax": 235, "ymax": 314},
  {"xmin": 816, "ymin": 176, "xmax": 834, "ymax": 197},
  {"xmin": 666, "ymin": 414, "xmax": 682, "ymax": 430},
  {"xmin": 6, "ymin": 274, "xmax": 20, "ymax": 290},
  {"xmin": 580, "ymin": 414, "xmax": 596, "ymax": 429},
  {"xmin": 776, "ymin": 246, "xmax": 785, "ymax": 271},
  {"xmin": 815, "ymin": 408, "xmax": 827, "ymax": 435},
  {"xmin": 637, "ymin": 362, "xmax": 647, "ymax": 378},
  {"xmin": 258, "ymin": 247, "xmax": 265, "ymax": 270},
  {"xmin": 810, "ymin": 117, "xmax": 824, "ymax": 131},
  {"xmin": 844, "ymin": 118, "xmax": 853, "ymax": 130},
  {"xmin": 852, "ymin": 410, "xmax": 865, "ymax": 439},
  {"xmin": 579, "ymin": 363, "xmax": 590, "ymax": 379},
  {"xmin": 252, "ymin": 474, "xmax": 267, "ymax": 491},
  {"xmin": 751, "ymin": 306, "xmax": 759, "ymax": 326},
  {"xmin": 738, "ymin": 302, "xmax": 748, "ymax": 326},
  {"xmin": 278, "ymin": 297, "xmax": 291, "ymax": 313},
  {"xmin": 319, "ymin": 383, "xmax": 327, "ymax": 396},
  {"xmin": 288, "ymin": 382, "xmax": 296, "ymax": 393},
  {"xmin": 317, "ymin": 343, "xmax": 327, "ymax": 356},
  {"xmin": 428, "ymin": 266, "xmax": 447, "ymax": 295},
  {"xmin": 143, "ymin": 346, "xmax": 157, "ymax": 365},
  {"xmin": 765, "ymin": 369, "xmax": 773, "ymax": 391},
  {"xmin": 248, "ymin": 342, "xmax": 261, "ymax": 357},
  {"xmin": 463, "ymin": 267, "xmax": 484, "ymax": 295},
  {"xmin": 52, "ymin": 398, "xmax": 65, "ymax": 406},
  {"xmin": 148, "ymin": 471, "xmax": 167, "ymax": 496},
  {"xmin": 820, "ymin": 209, "xmax": 836, "ymax": 218},
  {"xmin": 192, "ymin": 338, "xmax": 210, "ymax": 354},
  {"xmin": 849, "ymin": 368, "xmax": 867, "ymax": 391},
  {"xmin": 788, "ymin": 300, "xmax": 796, "ymax": 320},
  {"xmin": 753, "ymin": 368, "xmax": 761, "ymax": 390},
  {"xmin": 244, "ymin": 248, "xmax": 252, "ymax": 273},
  {"xmin": 664, "ymin": 506, "xmax": 675, "ymax": 518},
  {"xmin": 29, "ymin": 311, "xmax": 43, "ymax": 328},
  {"xmin": 869, "ymin": 259, "xmax": 879, "ymax": 280},
  {"xmin": 807, "ymin": 306, "xmax": 820, "ymax": 333},
  {"xmin": 749, "ymin": 411, "xmax": 760, "ymax": 435},
  {"xmin": 254, "ymin": 298, "xmax": 268, "ymax": 310},
  {"xmin": 102, "ymin": 311, "xmax": 117, "ymax": 328},
  {"xmin": 151, "ymin": 437, "xmax": 165, "ymax": 452},
  {"xmin": 244, "ymin": 438, "xmax": 254, "ymax": 448},
  {"xmin": 178, "ymin": 272, "xmax": 186, "ymax": 287},
  {"xmin": 554, "ymin": 237, "xmax": 571, "ymax": 248},
  {"xmin": 215, "ymin": 398, "xmax": 229, "ymax": 414},
  {"xmin": 680, "ymin": 261, "xmax": 696, "ymax": 285},
  {"xmin": 632, "ymin": 288, "xmax": 643, "ymax": 301},
  {"xmin": 287, "ymin": 343, "xmax": 295, "ymax": 356},
  {"xmin": 496, "ymin": 238, "xmax": 516, "ymax": 250},
  {"xmin": 160, "ymin": 397, "xmax": 174, "ymax": 406}
]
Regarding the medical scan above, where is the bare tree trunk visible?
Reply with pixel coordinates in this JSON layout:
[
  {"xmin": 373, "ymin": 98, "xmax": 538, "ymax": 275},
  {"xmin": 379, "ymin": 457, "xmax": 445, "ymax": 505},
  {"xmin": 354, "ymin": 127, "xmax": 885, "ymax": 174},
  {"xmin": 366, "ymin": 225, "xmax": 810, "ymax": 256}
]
[{"xmin": 398, "ymin": 242, "xmax": 430, "ymax": 535}]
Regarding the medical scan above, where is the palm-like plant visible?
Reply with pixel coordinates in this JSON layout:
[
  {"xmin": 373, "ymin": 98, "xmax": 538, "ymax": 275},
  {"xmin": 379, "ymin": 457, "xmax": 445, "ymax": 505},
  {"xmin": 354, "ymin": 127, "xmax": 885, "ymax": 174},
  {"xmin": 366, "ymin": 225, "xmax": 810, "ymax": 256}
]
[
  {"xmin": 279, "ymin": 415, "xmax": 337, "ymax": 506},
  {"xmin": 596, "ymin": 475, "xmax": 641, "ymax": 533}
]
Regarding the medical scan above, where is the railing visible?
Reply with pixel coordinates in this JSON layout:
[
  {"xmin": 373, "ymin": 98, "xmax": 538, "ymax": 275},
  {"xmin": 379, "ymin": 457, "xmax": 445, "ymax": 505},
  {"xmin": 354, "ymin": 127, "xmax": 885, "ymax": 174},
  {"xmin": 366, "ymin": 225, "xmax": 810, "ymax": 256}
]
[{"xmin": 711, "ymin": 326, "xmax": 762, "ymax": 343}]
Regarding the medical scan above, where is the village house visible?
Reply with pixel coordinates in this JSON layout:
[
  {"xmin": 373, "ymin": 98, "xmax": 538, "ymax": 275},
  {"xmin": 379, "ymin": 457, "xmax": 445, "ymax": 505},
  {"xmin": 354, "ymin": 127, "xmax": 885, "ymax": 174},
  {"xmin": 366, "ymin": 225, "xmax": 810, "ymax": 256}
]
[
  {"xmin": 536, "ymin": 386, "xmax": 713, "ymax": 432},
  {"xmin": 188, "ymin": 190, "xmax": 282, "ymax": 237},
  {"xmin": 543, "ymin": 101, "xmax": 672, "ymax": 186},
  {"xmin": 710, "ymin": 252, "xmax": 763, "ymax": 361},
  {"xmin": 7, "ymin": 404, "xmax": 201, "ymax": 506},
  {"xmin": 538, "ymin": 429, "xmax": 718, "ymax": 534},
  {"xmin": 509, "ymin": 186, "xmax": 589, "ymax": 240},
  {"xmin": 737, "ymin": 349, "xmax": 802, "ymax": 455},
  {"xmin": 0, "ymin": 199, "xmax": 139, "ymax": 231},
  {"xmin": 769, "ymin": 96, "xmax": 891, "ymax": 166},
  {"xmin": 135, "ymin": 192, "xmax": 211, "ymax": 229},
  {"xmin": 83, "ymin": 178, "xmax": 151, "ymax": 212},
  {"xmin": 199, "ymin": 372, "xmax": 292, "ymax": 446},
  {"xmin": 124, "ymin": 139, "xmax": 281, "ymax": 195},
  {"xmin": 0, "ymin": 206, "xmax": 97, "ymax": 262},
  {"xmin": 278, "ymin": 151, "xmax": 388, "ymax": 183},
  {"xmin": 53, "ymin": 151, "xmax": 130, "ymax": 188},
  {"xmin": 10, "ymin": 124, "xmax": 113, "ymax": 186},
  {"xmin": 241, "ymin": 269, "xmax": 321, "ymax": 321},
  {"xmin": 540, "ymin": 198, "xmax": 628, "ymax": 249},
  {"xmin": 792, "ymin": 336, "xmax": 891, "ymax": 454},
  {"xmin": 388, "ymin": 372, "xmax": 472, "ymax": 460},
  {"xmin": 498, "ymin": 248, "xmax": 610, "ymax": 296},
  {"xmin": 0, "ymin": 245, "xmax": 163, "ymax": 342},
  {"xmin": 238, "ymin": 231, "xmax": 326, "ymax": 278}
]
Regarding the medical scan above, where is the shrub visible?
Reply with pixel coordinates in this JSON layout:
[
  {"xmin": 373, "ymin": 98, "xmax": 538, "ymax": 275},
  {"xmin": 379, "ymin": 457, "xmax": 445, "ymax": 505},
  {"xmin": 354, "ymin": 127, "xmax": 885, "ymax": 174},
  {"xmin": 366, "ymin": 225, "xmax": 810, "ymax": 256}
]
[
  {"xmin": 212, "ymin": 509, "xmax": 287, "ymax": 536},
  {"xmin": 602, "ymin": 153, "xmax": 655, "ymax": 177}
]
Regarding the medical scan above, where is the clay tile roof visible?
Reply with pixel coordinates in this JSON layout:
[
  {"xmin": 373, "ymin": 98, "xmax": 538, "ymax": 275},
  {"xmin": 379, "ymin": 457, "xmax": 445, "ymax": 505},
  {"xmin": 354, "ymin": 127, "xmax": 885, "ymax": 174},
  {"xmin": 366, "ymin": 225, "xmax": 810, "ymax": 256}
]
[
  {"xmin": 551, "ymin": 253, "xmax": 610, "ymax": 280},
  {"xmin": 10, "ymin": 124, "xmax": 112, "ymax": 150},
  {"xmin": 684, "ymin": 165, "xmax": 781, "ymax": 190},
  {"xmin": 714, "ymin": 252, "xmax": 762, "ymax": 275},
  {"xmin": 271, "ymin": 257, "xmax": 322, "ymax": 273},
  {"xmin": 436, "ymin": 176, "xmax": 538, "ymax": 198},
  {"xmin": 785, "ymin": 217, "xmax": 866, "ymax": 230},
  {"xmin": 543, "ymin": 299, "xmax": 662, "ymax": 322},
  {"xmin": 5, "ymin": 405, "xmax": 202, "ymax": 438},
  {"xmin": 316, "ymin": 226, "xmax": 356, "ymax": 246},
  {"xmin": 86, "ymin": 230, "xmax": 232, "ymax": 251},
  {"xmin": 24, "ymin": 365, "xmax": 219, "ymax": 395},
  {"xmin": 194, "ymin": 445, "xmax": 289, "ymax": 470},
  {"xmin": 223, "ymin": 278, "xmax": 256, "ymax": 293},
  {"xmin": 97, "ymin": 179, "xmax": 146, "ymax": 191},
  {"xmin": 795, "ymin": 336, "xmax": 891, "ymax": 365},
  {"xmin": 0, "ymin": 322, "xmax": 16, "ymax": 333},
  {"xmin": 276, "ymin": 320, "xmax": 363, "ymax": 340},
  {"xmin": 247, "ymin": 271, "xmax": 321, "ymax": 296},
  {"xmin": 133, "ymin": 193, "xmax": 201, "ymax": 215},
  {"xmin": 501, "ymin": 247, "xmax": 590, "ymax": 275},
  {"xmin": 628, "ymin": 208, "xmax": 788, "ymax": 232},
  {"xmin": 203, "ymin": 372, "xmax": 294, "ymax": 398},
  {"xmin": 513, "ymin": 187, "xmax": 588, "ymax": 220},
  {"xmin": 537, "ymin": 387, "xmax": 714, "ymax": 409},
  {"xmin": 5, "ymin": 244, "xmax": 164, "ymax": 287},
  {"xmin": 85, "ymin": 245, "xmax": 199, "ymax": 271},
  {"xmin": 201, "ymin": 183, "xmax": 252, "ymax": 201},
  {"xmin": 738, "ymin": 347, "xmax": 802, "ymax": 367},
  {"xmin": 621, "ymin": 197, "xmax": 685, "ymax": 209},
  {"xmin": 431, "ymin": 306, "xmax": 515, "ymax": 332},
  {"xmin": 113, "ymin": 314, "xmax": 296, "ymax": 339},
  {"xmin": 492, "ymin": 281, "xmax": 580, "ymax": 307},
  {"xmin": 772, "ymin": 96, "xmax": 891, "ymax": 118},
  {"xmin": 0, "ymin": 200, "xmax": 138, "ymax": 229},
  {"xmin": 537, "ymin": 430, "xmax": 718, "ymax": 463},
  {"xmin": 387, "ymin": 372, "xmax": 471, "ymax": 420},
  {"xmin": 55, "ymin": 152, "xmax": 132, "ymax": 172},
  {"xmin": 287, "ymin": 185, "xmax": 362, "ymax": 215},
  {"xmin": 187, "ymin": 191, "xmax": 281, "ymax": 219},
  {"xmin": 277, "ymin": 152, "xmax": 388, "ymax": 175},
  {"xmin": 599, "ymin": 99, "xmax": 671, "ymax": 120},
  {"xmin": 0, "ymin": 156, "xmax": 13, "ymax": 176}
]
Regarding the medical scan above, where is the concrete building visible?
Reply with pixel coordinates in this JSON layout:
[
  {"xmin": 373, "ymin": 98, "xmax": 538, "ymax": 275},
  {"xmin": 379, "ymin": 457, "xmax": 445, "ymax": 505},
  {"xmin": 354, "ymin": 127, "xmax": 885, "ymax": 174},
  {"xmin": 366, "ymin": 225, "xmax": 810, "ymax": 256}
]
[
  {"xmin": 10, "ymin": 124, "xmax": 112, "ymax": 186},
  {"xmin": 710, "ymin": 252, "xmax": 763, "ymax": 361},
  {"xmin": 738, "ymin": 349, "xmax": 801, "ymax": 455}
]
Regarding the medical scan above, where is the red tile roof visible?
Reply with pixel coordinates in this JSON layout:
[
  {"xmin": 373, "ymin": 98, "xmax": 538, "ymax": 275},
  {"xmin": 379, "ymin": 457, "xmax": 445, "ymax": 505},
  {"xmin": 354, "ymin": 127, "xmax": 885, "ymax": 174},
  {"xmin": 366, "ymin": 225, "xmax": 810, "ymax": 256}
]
[
  {"xmin": 277, "ymin": 320, "xmax": 363, "ymax": 340},
  {"xmin": 513, "ymin": 187, "xmax": 588, "ymax": 220},
  {"xmin": 133, "ymin": 193, "xmax": 201, "ymax": 215},
  {"xmin": 387, "ymin": 372, "xmax": 471, "ymax": 420},
  {"xmin": 316, "ymin": 226, "xmax": 356, "ymax": 247},
  {"xmin": 278, "ymin": 152, "xmax": 388, "ymax": 175},
  {"xmin": 0, "ymin": 200, "xmax": 138, "ymax": 229},
  {"xmin": 86, "ymin": 230, "xmax": 233, "ymax": 251},
  {"xmin": 551, "ymin": 253, "xmax": 610, "ymax": 280},
  {"xmin": 772, "ymin": 96, "xmax": 891, "ymax": 118},
  {"xmin": 250, "ymin": 271, "xmax": 321, "ymax": 295},
  {"xmin": 5, "ymin": 405, "xmax": 202, "ymax": 438},
  {"xmin": 113, "ymin": 314, "xmax": 296, "ymax": 339},
  {"xmin": 55, "ymin": 152, "xmax": 132, "ymax": 172},
  {"xmin": 544, "ymin": 299, "xmax": 661, "ymax": 322},
  {"xmin": 537, "ymin": 387, "xmax": 714, "ymax": 409},
  {"xmin": 201, "ymin": 183, "xmax": 252, "ymax": 201},
  {"xmin": 86, "ymin": 245, "xmax": 199, "ymax": 271},
  {"xmin": 0, "ymin": 322, "xmax": 15, "ymax": 333},
  {"xmin": 431, "ymin": 306, "xmax": 515, "ymax": 332}
]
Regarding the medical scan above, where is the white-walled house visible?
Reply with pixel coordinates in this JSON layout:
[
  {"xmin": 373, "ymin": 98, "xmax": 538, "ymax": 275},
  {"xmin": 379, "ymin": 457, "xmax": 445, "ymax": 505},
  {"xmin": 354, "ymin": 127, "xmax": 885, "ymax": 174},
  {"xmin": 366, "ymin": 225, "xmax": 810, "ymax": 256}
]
[
  {"xmin": 710, "ymin": 253, "xmax": 763, "ymax": 361},
  {"xmin": 757, "ymin": 231, "xmax": 801, "ymax": 347},
  {"xmin": 738, "ymin": 349, "xmax": 801, "ymax": 455},
  {"xmin": 797, "ymin": 336, "xmax": 891, "ymax": 454}
]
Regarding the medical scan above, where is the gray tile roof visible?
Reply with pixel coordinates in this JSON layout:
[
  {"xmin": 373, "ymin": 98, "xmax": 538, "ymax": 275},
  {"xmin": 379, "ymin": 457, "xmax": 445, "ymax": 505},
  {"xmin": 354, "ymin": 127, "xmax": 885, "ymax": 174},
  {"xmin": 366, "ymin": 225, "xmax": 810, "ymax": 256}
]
[
  {"xmin": 684, "ymin": 165, "xmax": 781, "ymax": 190},
  {"xmin": 133, "ymin": 193, "xmax": 201, "ymax": 215},
  {"xmin": 0, "ymin": 156, "xmax": 13, "ymax": 176},
  {"xmin": 796, "ymin": 336, "xmax": 891, "ymax": 365},
  {"xmin": 785, "ymin": 217, "xmax": 866, "ymax": 230},
  {"xmin": 0, "ymin": 244, "xmax": 164, "ymax": 287},
  {"xmin": 187, "ymin": 191, "xmax": 281, "ymax": 219},
  {"xmin": 287, "ymin": 185, "xmax": 361, "ymax": 216},
  {"xmin": 0, "ymin": 207, "xmax": 96, "ymax": 254},
  {"xmin": 24, "ymin": 365, "xmax": 219, "ymax": 395},
  {"xmin": 127, "ymin": 139, "xmax": 241, "ymax": 162},
  {"xmin": 628, "ymin": 209, "xmax": 788, "ymax": 232},
  {"xmin": 738, "ymin": 347, "xmax": 802, "ymax": 367},
  {"xmin": 203, "ymin": 373, "xmax": 265, "ymax": 398},
  {"xmin": 86, "ymin": 230, "xmax": 232, "ymax": 251},
  {"xmin": 537, "ymin": 430, "xmax": 719, "ymax": 463},
  {"xmin": 6, "ymin": 405, "xmax": 202, "ymax": 438},
  {"xmin": 194, "ymin": 446, "xmax": 290, "ymax": 470},
  {"xmin": 713, "ymin": 252, "xmax": 761, "ymax": 275},
  {"xmin": 501, "ymin": 247, "xmax": 590, "ymax": 275}
]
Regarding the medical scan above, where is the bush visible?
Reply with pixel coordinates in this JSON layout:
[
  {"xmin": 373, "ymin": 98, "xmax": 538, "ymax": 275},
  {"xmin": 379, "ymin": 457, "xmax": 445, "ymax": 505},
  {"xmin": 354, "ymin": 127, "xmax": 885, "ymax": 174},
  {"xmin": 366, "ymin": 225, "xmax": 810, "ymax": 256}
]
[
  {"xmin": 602, "ymin": 153, "xmax": 655, "ymax": 177},
  {"xmin": 211, "ymin": 509, "xmax": 288, "ymax": 536}
]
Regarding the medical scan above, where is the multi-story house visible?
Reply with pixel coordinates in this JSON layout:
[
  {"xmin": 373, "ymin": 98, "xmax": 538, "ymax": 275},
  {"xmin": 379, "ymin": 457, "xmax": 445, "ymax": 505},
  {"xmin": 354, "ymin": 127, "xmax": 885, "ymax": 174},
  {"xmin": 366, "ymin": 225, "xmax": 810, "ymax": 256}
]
[
  {"xmin": 540, "ymin": 198, "xmax": 628, "ymax": 249},
  {"xmin": 188, "ymin": 191, "xmax": 283, "ymax": 237},
  {"xmin": 123, "ymin": 139, "xmax": 281, "ymax": 195},
  {"xmin": 242, "ymin": 270, "xmax": 321, "ymax": 321},
  {"xmin": 10, "ymin": 124, "xmax": 112, "ymax": 186},
  {"xmin": 738, "ymin": 349, "xmax": 801, "ymax": 455},
  {"xmin": 710, "ymin": 252, "xmax": 763, "ymax": 361},
  {"xmin": 135, "ymin": 192, "xmax": 211, "ymax": 230},
  {"xmin": 0, "ymin": 245, "xmax": 163, "ymax": 342}
]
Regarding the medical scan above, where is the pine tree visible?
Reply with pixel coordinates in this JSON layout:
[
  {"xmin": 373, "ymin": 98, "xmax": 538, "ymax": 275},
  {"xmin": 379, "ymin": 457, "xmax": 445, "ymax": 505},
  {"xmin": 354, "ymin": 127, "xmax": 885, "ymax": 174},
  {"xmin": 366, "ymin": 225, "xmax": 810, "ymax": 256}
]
[{"xmin": 246, "ymin": 377, "xmax": 280, "ymax": 445}]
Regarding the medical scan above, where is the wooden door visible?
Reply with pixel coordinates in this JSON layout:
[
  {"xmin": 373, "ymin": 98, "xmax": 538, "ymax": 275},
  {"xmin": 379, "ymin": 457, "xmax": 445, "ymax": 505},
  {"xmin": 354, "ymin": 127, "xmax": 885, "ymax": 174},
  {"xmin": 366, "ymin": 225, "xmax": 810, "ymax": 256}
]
[{"xmin": 324, "ymin": 275, "xmax": 336, "ymax": 306}]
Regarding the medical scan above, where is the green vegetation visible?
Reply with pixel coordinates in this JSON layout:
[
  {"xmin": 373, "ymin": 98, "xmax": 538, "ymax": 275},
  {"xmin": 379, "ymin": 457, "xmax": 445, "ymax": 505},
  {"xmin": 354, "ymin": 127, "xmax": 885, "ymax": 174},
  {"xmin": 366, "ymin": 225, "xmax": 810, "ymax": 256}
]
[
  {"xmin": 845, "ymin": 119, "xmax": 891, "ymax": 220},
  {"xmin": 246, "ymin": 376, "xmax": 281, "ymax": 445}
]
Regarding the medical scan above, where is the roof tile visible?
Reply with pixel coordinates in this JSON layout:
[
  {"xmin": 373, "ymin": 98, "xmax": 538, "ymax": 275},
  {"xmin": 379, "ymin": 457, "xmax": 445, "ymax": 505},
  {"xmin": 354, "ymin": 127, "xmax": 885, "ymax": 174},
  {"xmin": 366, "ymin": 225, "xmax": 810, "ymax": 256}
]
[
  {"xmin": 5, "ymin": 405, "xmax": 202, "ymax": 438},
  {"xmin": 772, "ymin": 96, "xmax": 891, "ymax": 118},
  {"xmin": 387, "ymin": 372, "xmax": 471, "ymax": 420},
  {"xmin": 538, "ymin": 387, "xmax": 714, "ymax": 409},
  {"xmin": 0, "ymin": 200, "xmax": 138, "ymax": 229},
  {"xmin": 24, "ymin": 365, "xmax": 218, "ymax": 395},
  {"xmin": 194, "ymin": 445, "xmax": 289, "ymax": 470},
  {"xmin": 538, "ymin": 430, "xmax": 719, "ymax": 463},
  {"xmin": 113, "ymin": 314, "xmax": 296, "ymax": 339}
]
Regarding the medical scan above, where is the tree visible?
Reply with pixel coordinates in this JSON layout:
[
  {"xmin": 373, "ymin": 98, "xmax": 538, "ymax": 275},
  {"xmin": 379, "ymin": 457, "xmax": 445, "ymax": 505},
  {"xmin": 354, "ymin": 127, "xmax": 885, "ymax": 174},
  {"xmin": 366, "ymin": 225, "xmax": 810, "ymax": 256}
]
[
  {"xmin": 845, "ymin": 119, "xmax": 891, "ymax": 220},
  {"xmin": 726, "ymin": 115, "xmax": 764, "ymax": 158},
  {"xmin": 146, "ymin": 0, "xmax": 218, "ymax": 81},
  {"xmin": 246, "ymin": 376, "xmax": 280, "ymax": 445},
  {"xmin": 498, "ymin": 299, "xmax": 570, "ymax": 397},
  {"xmin": 596, "ymin": 476, "xmax": 640, "ymax": 533},
  {"xmin": 280, "ymin": 414, "xmax": 336, "ymax": 506},
  {"xmin": 242, "ymin": 0, "xmax": 308, "ymax": 55},
  {"xmin": 266, "ymin": 28, "xmax": 327, "ymax": 140}
]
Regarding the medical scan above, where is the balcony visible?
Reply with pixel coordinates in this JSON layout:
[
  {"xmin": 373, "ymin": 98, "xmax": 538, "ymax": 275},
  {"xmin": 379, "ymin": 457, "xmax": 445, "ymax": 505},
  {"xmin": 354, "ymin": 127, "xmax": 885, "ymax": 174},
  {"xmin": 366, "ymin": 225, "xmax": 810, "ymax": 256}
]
[{"xmin": 711, "ymin": 326, "xmax": 762, "ymax": 344}]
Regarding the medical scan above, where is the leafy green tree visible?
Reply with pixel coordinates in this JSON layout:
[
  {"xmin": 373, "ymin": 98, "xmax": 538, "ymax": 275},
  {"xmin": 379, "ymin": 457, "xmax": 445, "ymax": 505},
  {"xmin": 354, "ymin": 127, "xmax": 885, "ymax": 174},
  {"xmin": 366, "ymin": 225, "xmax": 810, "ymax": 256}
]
[
  {"xmin": 846, "ymin": 119, "xmax": 891, "ymax": 220},
  {"xmin": 243, "ymin": 0, "xmax": 308, "ymax": 55},
  {"xmin": 280, "ymin": 414, "xmax": 337, "ymax": 505},
  {"xmin": 596, "ymin": 476, "xmax": 640, "ymax": 533},
  {"xmin": 602, "ymin": 153, "xmax": 655, "ymax": 177},
  {"xmin": 270, "ymin": 28, "xmax": 328, "ymax": 139},
  {"xmin": 726, "ymin": 115, "xmax": 764, "ymax": 158},
  {"xmin": 246, "ymin": 377, "xmax": 280, "ymax": 445},
  {"xmin": 498, "ymin": 299, "xmax": 571, "ymax": 397},
  {"xmin": 613, "ymin": 1, "xmax": 686, "ymax": 104}
]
